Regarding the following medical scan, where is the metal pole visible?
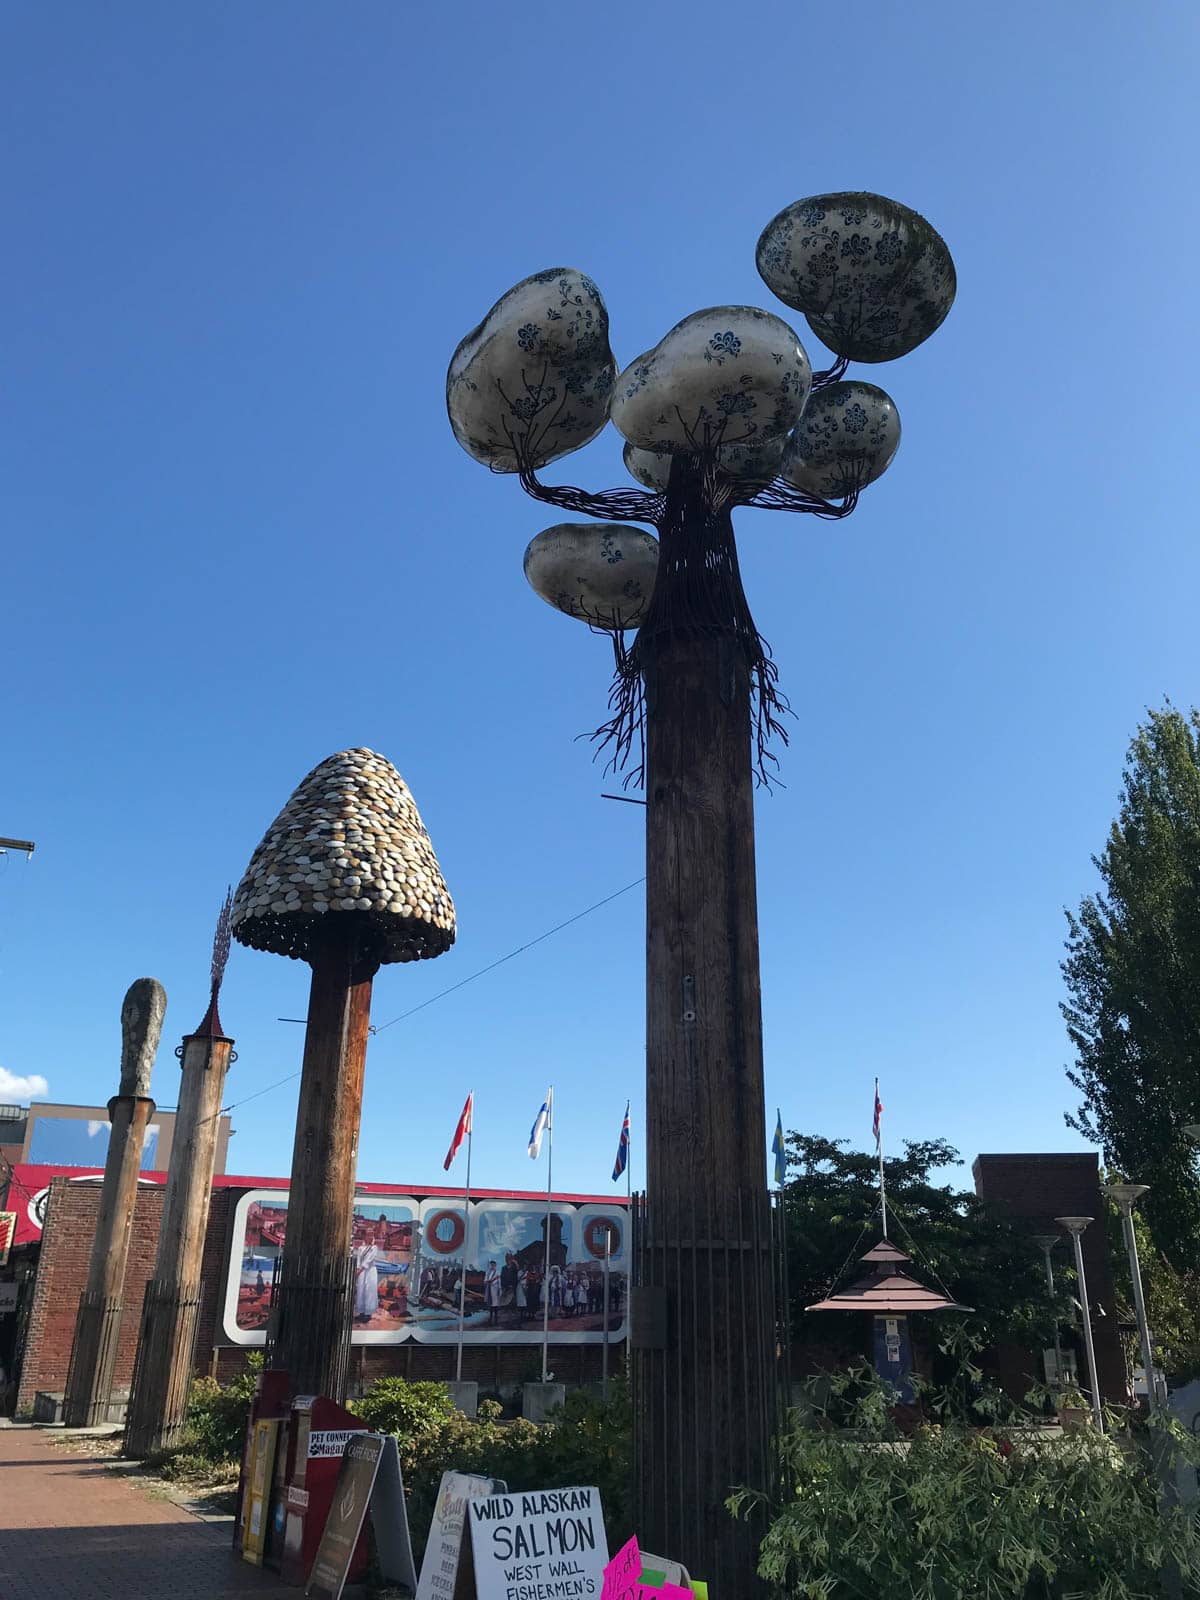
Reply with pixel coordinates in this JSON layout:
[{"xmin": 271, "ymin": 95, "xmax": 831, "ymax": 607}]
[
  {"xmin": 876, "ymin": 1078, "xmax": 888, "ymax": 1240},
  {"xmin": 542, "ymin": 1090, "xmax": 554, "ymax": 1385},
  {"xmin": 456, "ymin": 1121, "xmax": 472, "ymax": 1384},
  {"xmin": 1104, "ymin": 1185, "xmax": 1157, "ymax": 1410},
  {"xmin": 602, "ymin": 1226, "xmax": 611, "ymax": 1401},
  {"xmin": 1034, "ymin": 1236, "xmax": 1065, "ymax": 1391},
  {"xmin": 1059, "ymin": 1218, "xmax": 1104, "ymax": 1433}
]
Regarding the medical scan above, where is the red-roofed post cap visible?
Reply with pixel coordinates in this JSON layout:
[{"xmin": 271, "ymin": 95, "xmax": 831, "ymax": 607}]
[{"xmin": 231, "ymin": 750, "xmax": 456, "ymax": 1400}]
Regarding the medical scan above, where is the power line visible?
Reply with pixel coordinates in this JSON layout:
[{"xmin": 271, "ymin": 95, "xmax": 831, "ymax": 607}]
[{"xmin": 222, "ymin": 875, "xmax": 645, "ymax": 1116}]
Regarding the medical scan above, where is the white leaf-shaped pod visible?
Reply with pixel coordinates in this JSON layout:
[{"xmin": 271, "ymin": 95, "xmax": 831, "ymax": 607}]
[
  {"xmin": 447, "ymin": 269, "xmax": 617, "ymax": 472},
  {"xmin": 780, "ymin": 381, "xmax": 900, "ymax": 499},
  {"xmin": 623, "ymin": 430, "xmax": 787, "ymax": 491},
  {"xmin": 610, "ymin": 306, "xmax": 811, "ymax": 458},
  {"xmin": 756, "ymin": 192, "xmax": 955, "ymax": 363},
  {"xmin": 523, "ymin": 522, "xmax": 659, "ymax": 630}
]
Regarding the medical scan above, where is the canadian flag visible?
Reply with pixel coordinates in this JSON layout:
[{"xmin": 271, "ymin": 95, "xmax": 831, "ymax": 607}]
[{"xmin": 443, "ymin": 1092, "xmax": 473, "ymax": 1171}]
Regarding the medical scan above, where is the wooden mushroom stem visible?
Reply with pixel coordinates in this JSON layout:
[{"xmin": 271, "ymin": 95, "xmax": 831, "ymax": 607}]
[{"xmin": 268, "ymin": 925, "xmax": 380, "ymax": 1400}]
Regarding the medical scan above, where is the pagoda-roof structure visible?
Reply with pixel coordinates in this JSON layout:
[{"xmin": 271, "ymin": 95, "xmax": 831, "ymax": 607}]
[{"xmin": 807, "ymin": 1236, "xmax": 972, "ymax": 1315}]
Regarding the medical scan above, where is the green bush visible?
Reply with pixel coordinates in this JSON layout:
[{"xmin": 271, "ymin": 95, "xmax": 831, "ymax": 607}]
[
  {"xmin": 349, "ymin": 1376, "xmax": 632, "ymax": 1564},
  {"xmin": 348, "ymin": 1378, "xmax": 456, "ymax": 1450},
  {"xmin": 731, "ymin": 1367, "xmax": 1200, "ymax": 1599},
  {"xmin": 181, "ymin": 1353, "xmax": 261, "ymax": 1466}
]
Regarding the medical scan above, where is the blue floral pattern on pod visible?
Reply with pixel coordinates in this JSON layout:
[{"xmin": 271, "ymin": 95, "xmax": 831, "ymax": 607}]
[
  {"xmin": 611, "ymin": 305, "xmax": 812, "ymax": 460},
  {"xmin": 447, "ymin": 268, "xmax": 618, "ymax": 472},
  {"xmin": 781, "ymin": 380, "xmax": 901, "ymax": 499},
  {"xmin": 523, "ymin": 522, "xmax": 660, "ymax": 631},
  {"xmin": 755, "ymin": 191, "xmax": 956, "ymax": 362}
]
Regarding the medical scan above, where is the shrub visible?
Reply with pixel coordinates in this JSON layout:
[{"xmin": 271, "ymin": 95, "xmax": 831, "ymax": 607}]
[
  {"xmin": 181, "ymin": 1353, "xmax": 261, "ymax": 1466},
  {"xmin": 348, "ymin": 1378, "xmax": 456, "ymax": 1451},
  {"xmin": 349, "ymin": 1376, "xmax": 632, "ymax": 1565},
  {"xmin": 731, "ymin": 1367, "xmax": 1200, "ymax": 1599}
]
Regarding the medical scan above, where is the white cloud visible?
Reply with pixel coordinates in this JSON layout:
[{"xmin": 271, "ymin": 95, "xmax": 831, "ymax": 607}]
[
  {"xmin": 0, "ymin": 1066, "xmax": 49, "ymax": 1103},
  {"xmin": 87, "ymin": 1120, "xmax": 107, "ymax": 1138}
]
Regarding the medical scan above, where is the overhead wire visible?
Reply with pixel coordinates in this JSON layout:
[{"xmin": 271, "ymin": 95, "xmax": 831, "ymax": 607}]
[{"xmin": 218, "ymin": 875, "xmax": 645, "ymax": 1117}]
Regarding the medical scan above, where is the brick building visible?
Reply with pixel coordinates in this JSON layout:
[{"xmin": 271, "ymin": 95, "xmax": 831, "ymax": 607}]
[
  {"xmin": 973, "ymin": 1151, "xmax": 1126, "ymax": 1405},
  {"xmin": 9, "ymin": 1173, "xmax": 625, "ymax": 1419}
]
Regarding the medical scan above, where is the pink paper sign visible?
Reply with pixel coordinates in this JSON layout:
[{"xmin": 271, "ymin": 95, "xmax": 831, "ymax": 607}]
[{"xmin": 601, "ymin": 1537, "xmax": 693, "ymax": 1600}]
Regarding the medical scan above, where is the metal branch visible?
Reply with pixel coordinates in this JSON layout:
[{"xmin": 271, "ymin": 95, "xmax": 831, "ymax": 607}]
[{"xmin": 811, "ymin": 354, "xmax": 850, "ymax": 390}]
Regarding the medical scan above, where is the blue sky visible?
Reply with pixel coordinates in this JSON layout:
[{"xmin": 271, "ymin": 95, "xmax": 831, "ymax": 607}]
[{"xmin": 2, "ymin": 3, "xmax": 1197, "ymax": 1198}]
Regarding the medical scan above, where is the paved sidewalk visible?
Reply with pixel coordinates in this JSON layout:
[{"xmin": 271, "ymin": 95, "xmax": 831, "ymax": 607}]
[{"xmin": 0, "ymin": 1426, "xmax": 297, "ymax": 1598}]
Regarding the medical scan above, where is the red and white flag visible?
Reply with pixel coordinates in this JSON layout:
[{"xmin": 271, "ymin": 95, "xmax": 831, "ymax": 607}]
[
  {"xmin": 443, "ymin": 1091, "xmax": 473, "ymax": 1171},
  {"xmin": 873, "ymin": 1080, "xmax": 883, "ymax": 1148}
]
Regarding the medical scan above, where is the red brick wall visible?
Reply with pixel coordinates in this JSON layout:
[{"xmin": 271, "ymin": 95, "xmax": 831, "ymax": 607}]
[
  {"xmin": 972, "ymin": 1152, "xmax": 1126, "ymax": 1405},
  {"xmin": 16, "ymin": 1177, "xmax": 165, "ymax": 1417}
]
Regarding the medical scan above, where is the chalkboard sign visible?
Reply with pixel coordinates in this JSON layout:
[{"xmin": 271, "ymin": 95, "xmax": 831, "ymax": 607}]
[
  {"xmin": 306, "ymin": 1433, "xmax": 416, "ymax": 1599},
  {"xmin": 469, "ymin": 1486, "xmax": 608, "ymax": 1600}
]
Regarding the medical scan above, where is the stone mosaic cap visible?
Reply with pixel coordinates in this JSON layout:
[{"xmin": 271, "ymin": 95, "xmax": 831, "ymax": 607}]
[{"xmin": 231, "ymin": 749, "xmax": 455, "ymax": 965}]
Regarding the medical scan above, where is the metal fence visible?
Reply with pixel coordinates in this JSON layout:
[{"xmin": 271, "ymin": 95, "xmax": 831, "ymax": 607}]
[{"xmin": 630, "ymin": 1186, "xmax": 791, "ymax": 1595}]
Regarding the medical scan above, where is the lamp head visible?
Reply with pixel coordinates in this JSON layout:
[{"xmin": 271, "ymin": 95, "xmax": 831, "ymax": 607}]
[
  {"xmin": 1102, "ymin": 1182, "xmax": 1149, "ymax": 1210},
  {"xmin": 1056, "ymin": 1216, "xmax": 1093, "ymax": 1235},
  {"xmin": 1032, "ymin": 1234, "xmax": 1059, "ymax": 1252}
]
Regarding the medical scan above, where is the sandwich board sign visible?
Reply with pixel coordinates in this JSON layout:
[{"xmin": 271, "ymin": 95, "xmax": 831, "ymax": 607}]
[
  {"xmin": 305, "ymin": 1432, "xmax": 416, "ymax": 1598},
  {"xmin": 416, "ymin": 1471, "xmax": 502, "ymax": 1600},
  {"xmin": 469, "ymin": 1486, "xmax": 608, "ymax": 1599}
]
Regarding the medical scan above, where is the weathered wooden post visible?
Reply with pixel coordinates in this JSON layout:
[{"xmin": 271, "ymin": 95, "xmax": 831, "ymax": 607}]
[
  {"xmin": 64, "ymin": 977, "xmax": 166, "ymax": 1427},
  {"xmin": 230, "ymin": 748, "xmax": 454, "ymax": 1400},
  {"xmin": 124, "ymin": 895, "xmax": 236, "ymax": 1457}
]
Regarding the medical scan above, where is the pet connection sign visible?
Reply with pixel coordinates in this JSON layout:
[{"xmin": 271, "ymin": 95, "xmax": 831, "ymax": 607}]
[{"xmin": 469, "ymin": 1486, "xmax": 608, "ymax": 1600}]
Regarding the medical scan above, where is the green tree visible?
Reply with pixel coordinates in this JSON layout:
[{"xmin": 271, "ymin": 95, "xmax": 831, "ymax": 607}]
[
  {"xmin": 1103, "ymin": 1189, "xmax": 1200, "ymax": 1383},
  {"xmin": 782, "ymin": 1134, "xmax": 1061, "ymax": 1359},
  {"xmin": 1062, "ymin": 704, "xmax": 1200, "ymax": 1269}
]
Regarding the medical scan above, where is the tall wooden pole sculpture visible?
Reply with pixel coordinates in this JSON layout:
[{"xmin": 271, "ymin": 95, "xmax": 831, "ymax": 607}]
[
  {"xmin": 125, "ymin": 894, "xmax": 236, "ymax": 1457},
  {"xmin": 230, "ymin": 749, "xmax": 454, "ymax": 1401},
  {"xmin": 64, "ymin": 977, "xmax": 166, "ymax": 1427},
  {"xmin": 446, "ymin": 194, "xmax": 955, "ymax": 1591}
]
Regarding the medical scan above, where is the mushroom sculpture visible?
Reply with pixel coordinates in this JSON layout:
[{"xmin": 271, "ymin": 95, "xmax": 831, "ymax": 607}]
[{"xmin": 231, "ymin": 748, "xmax": 454, "ymax": 1398}]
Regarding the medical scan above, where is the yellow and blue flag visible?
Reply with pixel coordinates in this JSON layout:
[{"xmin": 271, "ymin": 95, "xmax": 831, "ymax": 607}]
[{"xmin": 771, "ymin": 1108, "xmax": 786, "ymax": 1188}]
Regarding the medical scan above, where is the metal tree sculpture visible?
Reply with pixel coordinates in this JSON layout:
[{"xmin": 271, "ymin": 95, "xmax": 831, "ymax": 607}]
[{"xmin": 447, "ymin": 193, "xmax": 955, "ymax": 1591}]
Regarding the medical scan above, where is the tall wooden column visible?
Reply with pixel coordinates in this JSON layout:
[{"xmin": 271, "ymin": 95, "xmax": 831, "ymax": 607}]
[
  {"xmin": 633, "ymin": 485, "xmax": 775, "ymax": 1595},
  {"xmin": 125, "ymin": 908, "xmax": 236, "ymax": 1456},
  {"xmin": 64, "ymin": 977, "xmax": 166, "ymax": 1428},
  {"xmin": 268, "ymin": 934, "xmax": 378, "ymax": 1401}
]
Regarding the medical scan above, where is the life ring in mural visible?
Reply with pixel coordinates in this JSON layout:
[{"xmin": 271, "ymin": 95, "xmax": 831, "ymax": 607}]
[
  {"xmin": 424, "ymin": 1208, "xmax": 466, "ymax": 1254},
  {"xmin": 583, "ymin": 1216, "xmax": 620, "ymax": 1259}
]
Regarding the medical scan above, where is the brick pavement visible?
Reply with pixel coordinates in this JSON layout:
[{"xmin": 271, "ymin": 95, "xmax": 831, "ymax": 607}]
[{"xmin": 0, "ymin": 1426, "xmax": 298, "ymax": 1598}]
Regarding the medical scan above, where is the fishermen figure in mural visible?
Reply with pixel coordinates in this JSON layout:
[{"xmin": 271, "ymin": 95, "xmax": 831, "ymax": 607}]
[
  {"xmin": 484, "ymin": 1260, "xmax": 501, "ymax": 1326},
  {"xmin": 353, "ymin": 1227, "xmax": 382, "ymax": 1323}
]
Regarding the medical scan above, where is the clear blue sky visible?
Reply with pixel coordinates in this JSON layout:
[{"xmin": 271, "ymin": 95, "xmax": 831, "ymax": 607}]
[{"xmin": 2, "ymin": 3, "xmax": 1197, "ymax": 1196}]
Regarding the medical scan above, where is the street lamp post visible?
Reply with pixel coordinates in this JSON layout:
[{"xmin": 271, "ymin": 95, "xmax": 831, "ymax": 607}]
[
  {"xmin": 1057, "ymin": 1216, "xmax": 1105, "ymax": 1432},
  {"xmin": 1033, "ymin": 1233, "xmax": 1066, "ymax": 1391},
  {"xmin": 1104, "ymin": 1182, "xmax": 1159, "ymax": 1408},
  {"xmin": 447, "ymin": 195, "xmax": 955, "ymax": 1589}
]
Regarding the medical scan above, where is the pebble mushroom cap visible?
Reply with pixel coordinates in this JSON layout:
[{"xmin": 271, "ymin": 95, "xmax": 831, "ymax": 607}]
[{"xmin": 231, "ymin": 748, "xmax": 456, "ymax": 965}]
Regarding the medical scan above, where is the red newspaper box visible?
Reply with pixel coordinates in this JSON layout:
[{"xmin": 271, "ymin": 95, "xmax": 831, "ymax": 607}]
[{"xmin": 278, "ymin": 1394, "xmax": 370, "ymax": 1587}]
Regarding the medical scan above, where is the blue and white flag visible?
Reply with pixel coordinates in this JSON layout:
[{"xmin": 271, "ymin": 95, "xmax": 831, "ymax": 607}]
[
  {"xmin": 612, "ymin": 1102, "xmax": 630, "ymax": 1182},
  {"xmin": 528, "ymin": 1088, "xmax": 553, "ymax": 1160}
]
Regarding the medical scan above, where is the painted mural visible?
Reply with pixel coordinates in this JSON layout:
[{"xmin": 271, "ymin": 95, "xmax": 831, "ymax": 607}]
[{"xmin": 222, "ymin": 1188, "xmax": 628, "ymax": 1347}]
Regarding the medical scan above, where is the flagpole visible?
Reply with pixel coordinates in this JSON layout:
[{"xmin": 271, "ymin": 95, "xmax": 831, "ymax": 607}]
[
  {"xmin": 541, "ymin": 1088, "xmax": 553, "ymax": 1384},
  {"xmin": 602, "ymin": 1225, "xmax": 611, "ymax": 1402},
  {"xmin": 876, "ymin": 1077, "xmax": 888, "ymax": 1239},
  {"xmin": 455, "ymin": 1104, "xmax": 472, "ymax": 1383}
]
